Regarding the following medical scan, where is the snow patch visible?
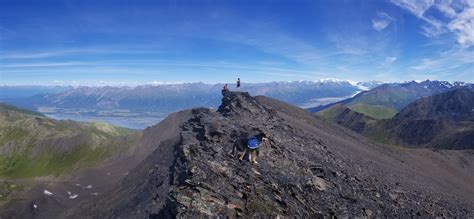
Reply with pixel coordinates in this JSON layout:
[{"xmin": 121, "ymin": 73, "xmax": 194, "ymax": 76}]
[
  {"xmin": 317, "ymin": 78, "xmax": 347, "ymax": 83},
  {"xmin": 82, "ymin": 185, "xmax": 93, "ymax": 189},
  {"xmin": 91, "ymin": 192, "xmax": 99, "ymax": 196},
  {"xmin": 315, "ymin": 78, "xmax": 354, "ymax": 86},
  {"xmin": 356, "ymin": 84, "xmax": 370, "ymax": 91},
  {"xmin": 43, "ymin": 190, "xmax": 53, "ymax": 196},
  {"xmin": 33, "ymin": 204, "xmax": 38, "ymax": 209},
  {"xmin": 67, "ymin": 191, "xmax": 79, "ymax": 199}
]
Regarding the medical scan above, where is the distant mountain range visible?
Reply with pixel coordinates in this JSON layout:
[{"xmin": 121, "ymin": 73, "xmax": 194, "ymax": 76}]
[
  {"xmin": 2, "ymin": 81, "xmax": 379, "ymax": 122},
  {"xmin": 311, "ymin": 80, "xmax": 474, "ymax": 119},
  {"xmin": 0, "ymin": 86, "xmax": 71, "ymax": 100},
  {"xmin": 2, "ymin": 80, "xmax": 472, "ymax": 130},
  {"xmin": 318, "ymin": 88, "xmax": 474, "ymax": 149}
]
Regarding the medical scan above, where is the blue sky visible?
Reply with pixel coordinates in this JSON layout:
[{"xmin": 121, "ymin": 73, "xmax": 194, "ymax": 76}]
[{"xmin": 0, "ymin": 0, "xmax": 473, "ymax": 85}]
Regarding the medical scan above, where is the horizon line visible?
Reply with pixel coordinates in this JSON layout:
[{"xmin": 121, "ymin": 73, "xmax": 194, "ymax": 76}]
[{"xmin": 0, "ymin": 79, "xmax": 472, "ymax": 87}]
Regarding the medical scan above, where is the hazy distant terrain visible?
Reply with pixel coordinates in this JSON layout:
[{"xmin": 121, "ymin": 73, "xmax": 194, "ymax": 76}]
[
  {"xmin": 0, "ymin": 86, "xmax": 71, "ymax": 100},
  {"xmin": 1, "ymin": 80, "xmax": 378, "ymax": 129},
  {"xmin": 312, "ymin": 80, "xmax": 473, "ymax": 119}
]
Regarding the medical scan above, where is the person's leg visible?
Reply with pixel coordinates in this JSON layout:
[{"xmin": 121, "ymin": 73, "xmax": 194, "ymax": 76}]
[
  {"xmin": 251, "ymin": 150, "xmax": 257, "ymax": 163},
  {"xmin": 239, "ymin": 149, "xmax": 246, "ymax": 160}
]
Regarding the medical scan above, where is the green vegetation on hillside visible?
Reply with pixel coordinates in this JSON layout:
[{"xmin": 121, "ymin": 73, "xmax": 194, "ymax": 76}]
[
  {"xmin": 347, "ymin": 103, "xmax": 397, "ymax": 119},
  {"xmin": 317, "ymin": 104, "xmax": 346, "ymax": 120},
  {"xmin": 0, "ymin": 103, "xmax": 140, "ymax": 179},
  {"xmin": 0, "ymin": 144, "xmax": 112, "ymax": 178},
  {"xmin": 0, "ymin": 181, "xmax": 25, "ymax": 201},
  {"xmin": 348, "ymin": 89, "xmax": 416, "ymax": 110},
  {"xmin": 0, "ymin": 103, "xmax": 44, "ymax": 117}
]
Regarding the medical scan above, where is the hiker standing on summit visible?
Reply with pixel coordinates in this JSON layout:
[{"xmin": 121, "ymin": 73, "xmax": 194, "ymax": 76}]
[
  {"xmin": 236, "ymin": 78, "xmax": 241, "ymax": 91},
  {"xmin": 221, "ymin": 84, "xmax": 229, "ymax": 95}
]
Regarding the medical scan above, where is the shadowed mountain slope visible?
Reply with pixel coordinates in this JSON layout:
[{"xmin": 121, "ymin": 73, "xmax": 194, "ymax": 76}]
[
  {"xmin": 68, "ymin": 92, "xmax": 474, "ymax": 218},
  {"xmin": 394, "ymin": 88, "xmax": 474, "ymax": 121},
  {"xmin": 311, "ymin": 80, "xmax": 473, "ymax": 119},
  {"xmin": 384, "ymin": 88, "xmax": 474, "ymax": 149},
  {"xmin": 318, "ymin": 104, "xmax": 379, "ymax": 133},
  {"xmin": 317, "ymin": 88, "xmax": 474, "ymax": 150}
]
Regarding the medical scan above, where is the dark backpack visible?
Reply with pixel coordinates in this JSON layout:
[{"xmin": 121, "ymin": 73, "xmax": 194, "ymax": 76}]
[{"xmin": 247, "ymin": 136, "xmax": 260, "ymax": 149}]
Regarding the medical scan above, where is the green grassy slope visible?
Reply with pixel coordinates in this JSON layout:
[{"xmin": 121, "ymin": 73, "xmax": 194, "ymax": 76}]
[
  {"xmin": 348, "ymin": 103, "xmax": 397, "ymax": 119},
  {"xmin": 0, "ymin": 103, "xmax": 140, "ymax": 179},
  {"xmin": 346, "ymin": 87, "xmax": 423, "ymax": 110},
  {"xmin": 317, "ymin": 104, "xmax": 347, "ymax": 121},
  {"xmin": 0, "ymin": 103, "xmax": 44, "ymax": 117}
]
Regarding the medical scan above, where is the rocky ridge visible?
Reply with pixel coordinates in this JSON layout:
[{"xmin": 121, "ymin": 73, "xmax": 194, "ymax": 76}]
[{"xmin": 71, "ymin": 91, "xmax": 474, "ymax": 218}]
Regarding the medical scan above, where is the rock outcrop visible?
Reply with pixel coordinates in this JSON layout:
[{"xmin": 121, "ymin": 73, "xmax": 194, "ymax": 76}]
[{"xmin": 70, "ymin": 92, "xmax": 474, "ymax": 218}]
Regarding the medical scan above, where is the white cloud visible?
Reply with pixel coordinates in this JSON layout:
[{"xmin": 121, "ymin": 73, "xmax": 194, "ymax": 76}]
[
  {"xmin": 1, "ymin": 46, "xmax": 169, "ymax": 60},
  {"xmin": 390, "ymin": 0, "xmax": 435, "ymax": 17},
  {"xmin": 410, "ymin": 47, "xmax": 474, "ymax": 72},
  {"xmin": 372, "ymin": 12, "xmax": 394, "ymax": 31},
  {"xmin": 435, "ymin": 0, "xmax": 457, "ymax": 18},
  {"xmin": 405, "ymin": 38, "xmax": 474, "ymax": 82},
  {"xmin": 390, "ymin": 0, "xmax": 444, "ymax": 37},
  {"xmin": 326, "ymin": 33, "xmax": 370, "ymax": 56},
  {"xmin": 420, "ymin": 24, "xmax": 445, "ymax": 37},
  {"xmin": 372, "ymin": 12, "xmax": 395, "ymax": 31},
  {"xmin": 448, "ymin": 7, "xmax": 474, "ymax": 46},
  {"xmin": 385, "ymin": 56, "xmax": 398, "ymax": 64},
  {"xmin": 373, "ymin": 20, "xmax": 391, "ymax": 31},
  {"xmin": 391, "ymin": 0, "xmax": 474, "ymax": 47},
  {"xmin": 2, "ymin": 52, "xmax": 64, "ymax": 59},
  {"xmin": 372, "ymin": 20, "xmax": 390, "ymax": 31},
  {"xmin": 411, "ymin": 58, "xmax": 438, "ymax": 70},
  {"xmin": 1, "ymin": 62, "xmax": 87, "ymax": 68},
  {"xmin": 236, "ymin": 32, "xmax": 322, "ymax": 64}
]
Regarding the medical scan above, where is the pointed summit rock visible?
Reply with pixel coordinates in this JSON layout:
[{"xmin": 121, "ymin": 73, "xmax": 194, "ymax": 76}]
[{"xmin": 218, "ymin": 91, "xmax": 277, "ymax": 119}]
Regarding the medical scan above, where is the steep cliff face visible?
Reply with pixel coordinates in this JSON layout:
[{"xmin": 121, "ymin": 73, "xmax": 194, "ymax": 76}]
[{"xmin": 71, "ymin": 92, "xmax": 474, "ymax": 218}]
